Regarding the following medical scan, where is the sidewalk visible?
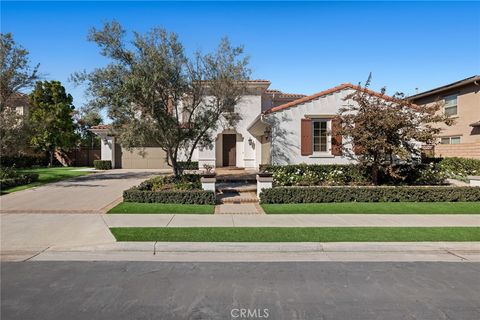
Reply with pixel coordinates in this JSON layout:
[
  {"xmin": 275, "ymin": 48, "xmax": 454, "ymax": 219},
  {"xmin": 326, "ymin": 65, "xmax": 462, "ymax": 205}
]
[
  {"xmin": 104, "ymin": 213, "xmax": 480, "ymax": 227},
  {"xmin": 5, "ymin": 242, "xmax": 480, "ymax": 262}
]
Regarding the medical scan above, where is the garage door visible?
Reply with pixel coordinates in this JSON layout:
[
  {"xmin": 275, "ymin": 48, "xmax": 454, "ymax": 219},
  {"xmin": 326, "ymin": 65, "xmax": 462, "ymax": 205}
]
[{"xmin": 116, "ymin": 145, "xmax": 170, "ymax": 169}]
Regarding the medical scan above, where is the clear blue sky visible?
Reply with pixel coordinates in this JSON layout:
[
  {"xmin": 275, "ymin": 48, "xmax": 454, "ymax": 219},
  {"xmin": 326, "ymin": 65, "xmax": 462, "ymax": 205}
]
[{"xmin": 2, "ymin": 1, "xmax": 479, "ymax": 112}]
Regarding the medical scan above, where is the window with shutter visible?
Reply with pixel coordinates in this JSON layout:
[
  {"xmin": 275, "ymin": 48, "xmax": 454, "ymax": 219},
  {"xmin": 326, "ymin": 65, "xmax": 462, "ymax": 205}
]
[{"xmin": 300, "ymin": 118, "xmax": 313, "ymax": 155}]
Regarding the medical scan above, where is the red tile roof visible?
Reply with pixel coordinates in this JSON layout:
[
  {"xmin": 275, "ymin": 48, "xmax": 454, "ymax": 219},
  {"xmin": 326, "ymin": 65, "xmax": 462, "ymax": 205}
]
[{"xmin": 263, "ymin": 83, "xmax": 395, "ymax": 114}]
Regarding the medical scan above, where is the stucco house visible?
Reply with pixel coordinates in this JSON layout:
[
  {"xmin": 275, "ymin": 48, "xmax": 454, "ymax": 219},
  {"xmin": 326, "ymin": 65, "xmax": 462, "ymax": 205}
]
[
  {"xmin": 408, "ymin": 75, "xmax": 480, "ymax": 159},
  {"xmin": 91, "ymin": 81, "xmax": 393, "ymax": 169}
]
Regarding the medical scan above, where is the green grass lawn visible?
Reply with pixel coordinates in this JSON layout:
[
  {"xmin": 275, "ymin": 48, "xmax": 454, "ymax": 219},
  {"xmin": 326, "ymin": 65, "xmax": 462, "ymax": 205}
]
[
  {"xmin": 261, "ymin": 202, "xmax": 480, "ymax": 214},
  {"xmin": 110, "ymin": 227, "xmax": 480, "ymax": 242},
  {"xmin": 108, "ymin": 202, "xmax": 215, "ymax": 214},
  {"xmin": 1, "ymin": 167, "xmax": 92, "ymax": 194}
]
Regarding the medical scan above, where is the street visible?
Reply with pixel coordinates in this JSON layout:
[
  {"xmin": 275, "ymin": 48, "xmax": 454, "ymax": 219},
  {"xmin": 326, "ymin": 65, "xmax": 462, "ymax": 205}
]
[{"xmin": 2, "ymin": 261, "xmax": 479, "ymax": 320}]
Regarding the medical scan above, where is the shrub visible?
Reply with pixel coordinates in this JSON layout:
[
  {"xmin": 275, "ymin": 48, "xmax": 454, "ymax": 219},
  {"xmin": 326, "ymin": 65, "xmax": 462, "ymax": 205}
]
[
  {"xmin": 0, "ymin": 167, "xmax": 39, "ymax": 189},
  {"xmin": 260, "ymin": 186, "xmax": 480, "ymax": 203},
  {"xmin": 178, "ymin": 161, "xmax": 199, "ymax": 170},
  {"xmin": 0, "ymin": 155, "xmax": 48, "ymax": 168},
  {"xmin": 140, "ymin": 174, "xmax": 201, "ymax": 191},
  {"xmin": 123, "ymin": 174, "xmax": 214, "ymax": 204},
  {"xmin": 123, "ymin": 188, "xmax": 215, "ymax": 204},
  {"xmin": 260, "ymin": 164, "xmax": 371, "ymax": 186},
  {"xmin": 94, "ymin": 160, "xmax": 112, "ymax": 170},
  {"xmin": 438, "ymin": 157, "xmax": 480, "ymax": 180},
  {"xmin": 260, "ymin": 163, "xmax": 449, "ymax": 186}
]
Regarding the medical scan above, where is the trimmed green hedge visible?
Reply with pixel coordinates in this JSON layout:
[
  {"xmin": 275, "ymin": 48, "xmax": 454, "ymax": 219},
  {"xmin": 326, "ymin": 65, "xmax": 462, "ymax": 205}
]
[
  {"xmin": 0, "ymin": 155, "xmax": 49, "ymax": 168},
  {"xmin": 123, "ymin": 188, "xmax": 215, "ymax": 204},
  {"xmin": 260, "ymin": 186, "xmax": 480, "ymax": 203},
  {"xmin": 94, "ymin": 160, "xmax": 112, "ymax": 170}
]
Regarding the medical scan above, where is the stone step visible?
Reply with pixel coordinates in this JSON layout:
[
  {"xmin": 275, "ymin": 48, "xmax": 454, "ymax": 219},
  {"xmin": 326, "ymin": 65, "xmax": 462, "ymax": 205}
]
[{"xmin": 221, "ymin": 197, "xmax": 259, "ymax": 204}]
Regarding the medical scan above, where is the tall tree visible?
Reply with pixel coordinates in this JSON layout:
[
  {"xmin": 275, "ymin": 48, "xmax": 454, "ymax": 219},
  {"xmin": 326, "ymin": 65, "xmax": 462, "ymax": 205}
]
[
  {"xmin": 29, "ymin": 81, "xmax": 78, "ymax": 165},
  {"xmin": 75, "ymin": 108, "xmax": 103, "ymax": 147},
  {"xmin": 338, "ymin": 76, "xmax": 453, "ymax": 184},
  {"xmin": 72, "ymin": 21, "xmax": 250, "ymax": 176},
  {"xmin": 0, "ymin": 33, "xmax": 40, "ymax": 156}
]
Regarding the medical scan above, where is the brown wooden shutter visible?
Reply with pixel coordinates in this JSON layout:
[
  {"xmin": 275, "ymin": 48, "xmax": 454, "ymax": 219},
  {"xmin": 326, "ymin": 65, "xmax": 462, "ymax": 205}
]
[
  {"xmin": 331, "ymin": 117, "xmax": 343, "ymax": 156},
  {"xmin": 300, "ymin": 118, "xmax": 313, "ymax": 156}
]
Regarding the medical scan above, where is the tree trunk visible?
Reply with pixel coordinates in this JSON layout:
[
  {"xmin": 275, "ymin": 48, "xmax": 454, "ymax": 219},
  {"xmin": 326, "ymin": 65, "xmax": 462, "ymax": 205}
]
[{"xmin": 49, "ymin": 150, "xmax": 54, "ymax": 167}]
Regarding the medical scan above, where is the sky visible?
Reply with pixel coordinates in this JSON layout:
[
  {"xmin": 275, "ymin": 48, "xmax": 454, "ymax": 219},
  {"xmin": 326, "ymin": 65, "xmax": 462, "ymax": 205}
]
[{"xmin": 2, "ymin": 1, "xmax": 479, "ymax": 117}]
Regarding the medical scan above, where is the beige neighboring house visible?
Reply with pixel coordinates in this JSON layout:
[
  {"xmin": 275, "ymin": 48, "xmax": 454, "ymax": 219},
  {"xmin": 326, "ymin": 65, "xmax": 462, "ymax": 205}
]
[
  {"xmin": 408, "ymin": 75, "xmax": 480, "ymax": 159},
  {"xmin": 7, "ymin": 92, "xmax": 30, "ymax": 117}
]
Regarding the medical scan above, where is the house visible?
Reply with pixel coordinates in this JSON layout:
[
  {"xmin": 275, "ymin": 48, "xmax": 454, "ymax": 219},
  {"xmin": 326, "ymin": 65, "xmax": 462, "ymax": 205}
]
[
  {"xmin": 408, "ymin": 75, "xmax": 480, "ymax": 159},
  {"xmin": 91, "ymin": 81, "xmax": 392, "ymax": 169}
]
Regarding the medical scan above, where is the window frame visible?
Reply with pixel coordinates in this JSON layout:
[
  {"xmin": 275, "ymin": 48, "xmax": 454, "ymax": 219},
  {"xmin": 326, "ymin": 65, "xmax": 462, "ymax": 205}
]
[
  {"xmin": 440, "ymin": 136, "xmax": 461, "ymax": 145},
  {"xmin": 443, "ymin": 94, "xmax": 458, "ymax": 117},
  {"xmin": 311, "ymin": 119, "xmax": 331, "ymax": 155}
]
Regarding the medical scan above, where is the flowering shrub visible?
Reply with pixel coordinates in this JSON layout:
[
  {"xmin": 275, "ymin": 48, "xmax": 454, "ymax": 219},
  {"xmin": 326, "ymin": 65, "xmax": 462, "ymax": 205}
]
[
  {"xmin": 260, "ymin": 164, "xmax": 369, "ymax": 186},
  {"xmin": 438, "ymin": 157, "xmax": 480, "ymax": 181}
]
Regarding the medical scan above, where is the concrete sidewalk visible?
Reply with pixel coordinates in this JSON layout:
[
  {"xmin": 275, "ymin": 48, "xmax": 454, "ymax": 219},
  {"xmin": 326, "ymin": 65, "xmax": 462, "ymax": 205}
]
[
  {"xmin": 5, "ymin": 241, "xmax": 480, "ymax": 262},
  {"xmin": 105, "ymin": 213, "xmax": 480, "ymax": 227}
]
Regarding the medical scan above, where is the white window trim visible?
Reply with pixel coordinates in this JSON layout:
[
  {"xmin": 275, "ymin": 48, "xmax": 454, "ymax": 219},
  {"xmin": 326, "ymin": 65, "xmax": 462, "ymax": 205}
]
[
  {"xmin": 311, "ymin": 119, "xmax": 332, "ymax": 157},
  {"xmin": 440, "ymin": 136, "xmax": 461, "ymax": 145}
]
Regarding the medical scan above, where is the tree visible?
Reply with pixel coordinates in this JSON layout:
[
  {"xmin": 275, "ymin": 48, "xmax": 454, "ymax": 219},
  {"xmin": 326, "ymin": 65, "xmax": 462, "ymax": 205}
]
[
  {"xmin": 72, "ymin": 21, "xmax": 250, "ymax": 176},
  {"xmin": 0, "ymin": 33, "xmax": 40, "ymax": 156},
  {"xmin": 29, "ymin": 81, "xmax": 78, "ymax": 165},
  {"xmin": 75, "ymin": 108, "xmax": 103, "ymax": 147},
  {"xmin": 338, "ymin": 76, "xmax": 453, "ymax": 185}
]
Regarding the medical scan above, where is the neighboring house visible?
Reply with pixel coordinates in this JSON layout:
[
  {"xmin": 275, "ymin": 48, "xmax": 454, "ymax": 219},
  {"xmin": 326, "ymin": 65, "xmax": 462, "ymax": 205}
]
[
  {"xmin": 408, "ymin": 75, "xmax": 480, "ymax": 159},
  {"xmin": 91, "ymin": 81, "xmax": 393, "ymax": 169},
  {"xmin": 6, "ymin": 92, "xmax": 30, "ymax": 117}
]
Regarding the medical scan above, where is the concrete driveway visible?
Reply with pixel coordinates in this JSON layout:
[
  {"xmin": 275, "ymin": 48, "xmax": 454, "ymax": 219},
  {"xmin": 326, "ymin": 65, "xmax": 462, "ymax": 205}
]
[{"xmin": 0, "ymin": 169, "xmax": 167, "ymax": 213}]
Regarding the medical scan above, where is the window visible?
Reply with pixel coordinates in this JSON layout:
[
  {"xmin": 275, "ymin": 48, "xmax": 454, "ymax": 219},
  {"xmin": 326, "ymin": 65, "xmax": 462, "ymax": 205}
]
[
  {"xmin": 444, "ymin": 94, "xmax": 458, "ymax": 117},
  {"xmin": 440, "ymin": 136, "xmax": 461, "ymax": 144},
  {"xmin": 313, "ymin": 120, "xmax": 328, "ymax": 152}
]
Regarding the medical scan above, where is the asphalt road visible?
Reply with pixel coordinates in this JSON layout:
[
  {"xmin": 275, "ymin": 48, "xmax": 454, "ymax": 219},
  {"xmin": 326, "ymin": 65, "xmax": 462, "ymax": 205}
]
[{"xmin": 2, "ymin": 262, "xmax": 479, "ymax": 320}]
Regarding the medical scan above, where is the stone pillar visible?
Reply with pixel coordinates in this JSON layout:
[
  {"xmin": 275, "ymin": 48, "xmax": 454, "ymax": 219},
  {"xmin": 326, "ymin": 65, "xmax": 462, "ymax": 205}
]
[
  {"xmin": 256, "ymin": 173, "xmax": 273, "ymax": 198},
  {"xmin": 468, "ymin": 176, "xmax": 480, "ymax": 186},
  {"xmin": 201, "ymin": 176, "xmax": 216, "ymax": 192}
]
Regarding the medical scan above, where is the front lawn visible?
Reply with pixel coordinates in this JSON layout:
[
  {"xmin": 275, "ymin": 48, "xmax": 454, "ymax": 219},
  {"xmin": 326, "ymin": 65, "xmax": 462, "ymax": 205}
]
[
  {"xmin": 108, "ymin": 202, "xmax": 215, "ymax": 214},
  {"xmin": 1, "ymin": 167, "xmax": 92, "ymax": 194},
  {"xmin": 261, "ymin": 202, "xmax": 480, "ymax": 214},
  {"xmin": 110, "ymin": 227, "xmax": 480, "ymax": 242}
]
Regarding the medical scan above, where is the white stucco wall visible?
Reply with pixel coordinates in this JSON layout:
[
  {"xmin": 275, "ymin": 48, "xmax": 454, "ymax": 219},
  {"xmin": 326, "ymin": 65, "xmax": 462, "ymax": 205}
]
[
  {"xmin": 265, "ymin": 88, "xmax": 356, "ymax": 165},
  {"xmin": 198, "ymin": 94, "xmax": 264, "ymax": 169},
  {"xmin": 100, "ymin": 136, "xmax": 116, "ymax": 168}
]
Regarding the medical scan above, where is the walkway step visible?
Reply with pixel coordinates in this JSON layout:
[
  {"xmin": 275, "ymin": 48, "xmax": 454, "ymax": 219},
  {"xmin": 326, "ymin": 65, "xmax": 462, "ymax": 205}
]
[{"xmin": 215, "ymin": 204, "xmax": 263, "ymax": 215}]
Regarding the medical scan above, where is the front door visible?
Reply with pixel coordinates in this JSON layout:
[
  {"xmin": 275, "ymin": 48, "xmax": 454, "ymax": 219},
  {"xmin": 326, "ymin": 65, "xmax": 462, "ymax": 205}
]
[{"xmin": 222, "ymin": 134, "xmax": 236, "ymax": 167}]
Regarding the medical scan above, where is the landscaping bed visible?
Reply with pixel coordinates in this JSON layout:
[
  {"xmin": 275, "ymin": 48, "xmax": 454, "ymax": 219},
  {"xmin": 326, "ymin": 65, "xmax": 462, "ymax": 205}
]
[
  {"xmin": 110, "ymin": 227, "xmax": 480, "ymax": 242},
  {"xmin": 123, "ymin": 174, "xmax": 215, "ymax": 205},
  {"xmin": 261, "ymin": 202, "xmax": 480, "ymax": 214},
  {"xmin": 108, "ymin": 202, "xmax": 214, "ymax": 214}
]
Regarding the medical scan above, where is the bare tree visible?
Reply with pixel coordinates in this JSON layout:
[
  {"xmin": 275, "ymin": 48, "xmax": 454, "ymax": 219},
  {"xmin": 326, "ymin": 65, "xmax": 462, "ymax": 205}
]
[{"xmin": 72, "ymin": 22, "xmax": 250, "ymax": 176}]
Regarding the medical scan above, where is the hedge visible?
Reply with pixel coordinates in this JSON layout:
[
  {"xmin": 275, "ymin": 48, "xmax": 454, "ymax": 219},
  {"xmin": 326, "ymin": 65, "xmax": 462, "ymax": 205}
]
[
  {"xmin": 259, "ymin": 186, "xmax": 480, "ymax": 203},
  {"xmin": 94, "ymin": 160, "xmax": 112, "ymax": 170},
  {"xmin": 123, "ymin": 188, "xmax": 215, "ymax": 204},
  {"xmin": 0, "ymin": 173, "xmax": 39, "ymax": 189},
  {"xmin": 0, "ymin": 155, "xmax": 48, "ymax": 168}
]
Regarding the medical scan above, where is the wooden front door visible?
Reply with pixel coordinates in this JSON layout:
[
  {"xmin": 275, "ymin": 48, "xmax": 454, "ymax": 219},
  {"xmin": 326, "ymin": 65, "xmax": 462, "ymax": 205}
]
[{"xmin": 222, "ymin": 134, "xmax": 237, "ymax": 167}]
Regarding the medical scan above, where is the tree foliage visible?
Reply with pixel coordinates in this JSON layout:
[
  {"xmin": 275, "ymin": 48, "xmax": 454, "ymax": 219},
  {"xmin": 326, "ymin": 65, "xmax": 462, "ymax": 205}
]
[
  {"xmin": 29, "ymin": 81, "xmax": 78, "ymax": 165},
  {"xmin": 338, "ymin": 75, "xmax": 453, "ymax": 184},
  {"xmin": 72, "ymin": 21, "xmax": 250, "ymax": 176},
  {"xmin": 0, "ymin": 33, "xmax": 39, "ymax": 156},
  {"xmin": 75, "ymin": 108, "xmax": 103, "ymax": 147}
]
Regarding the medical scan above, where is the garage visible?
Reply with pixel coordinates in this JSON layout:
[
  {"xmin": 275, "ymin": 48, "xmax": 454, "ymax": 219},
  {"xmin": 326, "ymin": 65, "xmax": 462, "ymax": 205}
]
[{"xmin": 115, "ymin": 145, "xmax": 170, "ymax": 169}]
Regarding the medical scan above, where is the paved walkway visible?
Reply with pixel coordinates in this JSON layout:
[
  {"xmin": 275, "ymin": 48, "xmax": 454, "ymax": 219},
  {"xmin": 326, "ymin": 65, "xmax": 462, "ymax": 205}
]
[
  {"xmin": 0, "ymin": 169, "xmax": 167, "ymax": 213},
  {"xmin": 104, "ymin": 213, "xmax": 480, "ymax": 227}
]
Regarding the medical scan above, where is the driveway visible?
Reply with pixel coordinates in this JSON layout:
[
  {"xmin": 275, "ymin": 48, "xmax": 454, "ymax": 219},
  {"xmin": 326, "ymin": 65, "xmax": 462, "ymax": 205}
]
[{"xmin": 0, "ymin": 169, "xmax": 166, "ymax": 213}]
